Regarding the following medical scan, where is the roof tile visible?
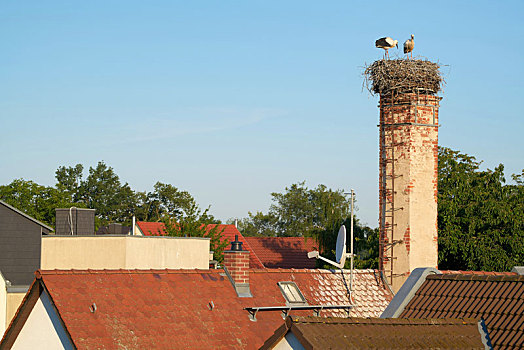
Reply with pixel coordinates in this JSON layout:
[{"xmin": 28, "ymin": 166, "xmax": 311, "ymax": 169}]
[{"xmin": 244, "ymin": 237, "xmax": 318, "ymax": 269}]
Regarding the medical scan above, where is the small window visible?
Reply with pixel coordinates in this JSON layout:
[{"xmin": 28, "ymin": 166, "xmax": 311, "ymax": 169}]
[{"xmin": 278, "ymin": 282, "xmax": 307, "ymax": 305}]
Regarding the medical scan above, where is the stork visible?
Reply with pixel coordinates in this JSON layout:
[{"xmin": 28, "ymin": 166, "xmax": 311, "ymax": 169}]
[
  {"xmin": 375, "ymin": 37, "xmax": 398, "ymax": 59},
  {"xmin": 404, "ymin": 34, "xmax": 415, "ymax": 59}
]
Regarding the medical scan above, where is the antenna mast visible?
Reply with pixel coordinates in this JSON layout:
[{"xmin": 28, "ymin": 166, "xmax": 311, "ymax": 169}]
[{"xmin": 350, "ymin": 189, "xmax": 354, "ymax": 298}]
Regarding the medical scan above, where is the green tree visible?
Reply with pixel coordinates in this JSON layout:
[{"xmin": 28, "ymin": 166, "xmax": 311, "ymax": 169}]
[
  {"xmin": 351, "ymin": 224, "xmax": 379, "ymax": 269},
  {"xmin": 235, "ymin": 181, "xmax": 377, "ymax": 267},
  {"xmin": 1, "ymin": 162, "xmax": 210, "ymax": 233},
  {"xmin": 55, "ymin": 164, "xmax": 84, "ymax": 202},
  {"xmin": 136, "ymin": 182, "xmax": 196, "ymax": 222},
  {"xmin": 160, "ymin": 203, "xmax": 228, "ymax": 262},
  {"xmin": 267, "ymin": 181, "xmax": 350, "ymax": 238},
  {"xmin": 235, "ymin": 212, "xmax": 278, "ymax": 237},
  {"xmin": 77, "ymin": 161, "xmax": 138, "ymax": 228},
  {"xmin": 438, "ymin": 147, "xmax": 524, "ymax": 271},
  {"xmin": 0, "ymin": 179, "xmax": 79, "ymax": 226}
]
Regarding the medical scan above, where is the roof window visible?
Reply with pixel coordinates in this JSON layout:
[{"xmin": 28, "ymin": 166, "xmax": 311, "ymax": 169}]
[{"xmin": 278, "ymin": 282, "xmax": 307, "ymax": 305}]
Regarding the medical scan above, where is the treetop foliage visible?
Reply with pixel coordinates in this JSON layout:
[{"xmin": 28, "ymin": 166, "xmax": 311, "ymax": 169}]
[
  {"xmin": 1, "ymin": 147, "xmax": 521, "ymax": 272},
  {"xmin": 235, "ymin": 181, "xmax": 378, "ymax": 269},
  {"xmin": 0, "ymin": 161, "xmax": 217, "ymax": 230},
  {"xmin": 438, "ymin": 147, "xmax": 523, "ymax": 271}
]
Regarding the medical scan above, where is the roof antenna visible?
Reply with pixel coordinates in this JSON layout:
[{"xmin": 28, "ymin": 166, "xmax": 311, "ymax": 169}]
[{"xmin": 308, "ymin": 189, "xmax": 355, "ymax": 295}]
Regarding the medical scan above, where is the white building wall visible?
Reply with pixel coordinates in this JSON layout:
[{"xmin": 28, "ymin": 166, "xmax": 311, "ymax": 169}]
[
  {"xmin": 273, "ymin": 332, "xmax": 306, "ymax": 350},
  {"xmin": 12, "ymin": 291, "xmax": 73, "ymax": 350}
]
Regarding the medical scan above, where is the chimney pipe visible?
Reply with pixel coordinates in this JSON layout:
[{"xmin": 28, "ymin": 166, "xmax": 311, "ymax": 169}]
[{"xmin": 223, "ymin": 235, "xmax": 251, "ymax": 297}]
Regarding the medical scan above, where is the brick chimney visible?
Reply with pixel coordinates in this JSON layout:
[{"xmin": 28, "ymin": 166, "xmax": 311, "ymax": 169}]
[
  {"xmin": 223, "ymin": 235, "xmax": 252, "ymax": 297},
  {"xmin": 378, "ymin": 91, "xmax": 441, "ymax": 292}
]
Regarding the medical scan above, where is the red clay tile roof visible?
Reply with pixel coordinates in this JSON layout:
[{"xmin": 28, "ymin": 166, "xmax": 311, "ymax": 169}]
[
  {"xmin": 3, "ymin": 268, "xmax": 392, "ymax": 349},
  {"xmin": 244, "ymin": 237, "xmax": 318, "ymax": 269},
  {"xmin": 440, "ymin": 270, "xmax": 518, "ymax": 276},
  {"xmin": 136, "ymin": 222, "xmax": 265, "ymax": 268},
  {"xmin": 262, "ymin": 316, "xmax": 487, "ymax": 349},
  {"xmin": 400, "ymin": 274, "xmax": 524, "ymax": 350}
]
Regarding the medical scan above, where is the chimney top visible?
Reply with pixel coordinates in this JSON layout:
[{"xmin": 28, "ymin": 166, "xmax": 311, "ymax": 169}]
[{"xmin": 230, "ymin": 235, "xmax": 243, "ymax": 251}]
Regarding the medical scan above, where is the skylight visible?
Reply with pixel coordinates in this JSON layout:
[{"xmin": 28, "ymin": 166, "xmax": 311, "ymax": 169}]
[{"xmin": 278, "ymin": 282, "xmax": 306, "ymax": 305}]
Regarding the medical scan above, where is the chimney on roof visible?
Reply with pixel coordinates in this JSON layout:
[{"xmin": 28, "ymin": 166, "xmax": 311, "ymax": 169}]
[{"xmin": 223, "ymin": 235, "xmax": 252, "ymax": 297}]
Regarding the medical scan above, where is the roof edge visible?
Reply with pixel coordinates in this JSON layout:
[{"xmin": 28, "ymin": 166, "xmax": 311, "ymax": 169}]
[
  {"xmin": 427, "ymin": 273, "xmax": 524, "ymax": 282},
  {"xmin": 380, "ymin": 267, "xmax": 440, "ymax": 318},
  {"xmin": 0, "ymin": 200, "xmax": 53, "ymax": 231}
]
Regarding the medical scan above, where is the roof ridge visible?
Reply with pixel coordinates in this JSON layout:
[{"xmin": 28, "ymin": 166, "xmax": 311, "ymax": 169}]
[
  {"xmin": 293, "ymin": 317, "xmax": 479, "ymax": 325},
  {"xmin": 249, "ymin": 268, "xmax": 379, "ymax": 274},
  {"xmin": 440, "ymin": 270, "xmax": 517, "ymax": 276},
  {"xmin": 36, "ymin": 268, "xmax": 222, "ymax": 276},
  {"xmin": 427, "ymin": 274, "xmax": 524, "ymax": 282}
]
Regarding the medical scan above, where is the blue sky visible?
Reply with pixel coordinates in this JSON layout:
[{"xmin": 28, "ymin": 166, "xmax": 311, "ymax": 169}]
[{"xmin": 1, "ymin": 1, "xmax": 523, "ymax": 227}]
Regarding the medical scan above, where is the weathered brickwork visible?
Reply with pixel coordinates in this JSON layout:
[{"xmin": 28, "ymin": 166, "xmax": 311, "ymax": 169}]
[
  {"xmin": 224, "ymin": 250, "xmax": 250, "ymax": 284},
  {"xmin": 378, "ymin": 92, "xmax": 441, "ymax": 292}
]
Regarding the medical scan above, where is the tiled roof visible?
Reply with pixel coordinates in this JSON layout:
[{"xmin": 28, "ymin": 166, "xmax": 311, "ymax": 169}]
[
  {"xmin": 400, "ymin": 274, "xmax": 524, "ymax": 349},
  {"xmin": 244, "ymin": 237, "xmax": 318, "ymax": 269},
  {"xmin": 261, "ymin": 316, "xmax": 487, "ymax": 349},
  {"xmin": 136, "ymin": 222, "xmax": 265, "ymax": 268},
  {"xmin": 2, "ymin": 268, "xmax": 392, "ymax": 349}
]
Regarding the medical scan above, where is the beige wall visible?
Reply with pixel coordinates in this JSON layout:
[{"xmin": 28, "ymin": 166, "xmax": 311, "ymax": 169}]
[
  {"xmin": 0, "ymin": 272, "xmax": 28, "ymax": 337},
  {"xmin": 0, "ymin": 272, "xmax": 27, "ymax": 338},
  {"xmin": 6, "ymin": 292, "xmax": 26, "ymax": 331},
  {"xmin": 41, "ymin": 235, "xmax": 210, "ymax": 270},
  {"xmin": 0, "ymin": 273, "xmax": 5, "ymax": 336}
]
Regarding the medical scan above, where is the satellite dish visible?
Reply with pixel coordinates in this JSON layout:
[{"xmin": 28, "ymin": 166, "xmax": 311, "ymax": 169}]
[
  {"xmin": 307, "ymin": 225, "xmax": 348, "ymax": 269},
  {"xmin": 335, "ymin": 225, "xmax": 347, "ymax": 266}
]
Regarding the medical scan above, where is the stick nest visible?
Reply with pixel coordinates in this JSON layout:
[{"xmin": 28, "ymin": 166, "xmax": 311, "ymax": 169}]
[{"xmin": 363, "ymin": 59, "xmax": 443, "ymax": 95}]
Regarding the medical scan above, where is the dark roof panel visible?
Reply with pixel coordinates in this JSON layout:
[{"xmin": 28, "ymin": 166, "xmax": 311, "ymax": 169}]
[
  {"xmin": 400, "ymin": 274, "xmax": 524, "ymax": 349},
  {"xmin": 262, "ymin": 317, "xmax": 486, "ymax": 349}
]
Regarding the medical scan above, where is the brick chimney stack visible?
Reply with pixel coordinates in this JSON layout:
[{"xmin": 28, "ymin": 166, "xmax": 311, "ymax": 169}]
[
  {"xmin": 379, "ymin": 91, "xmax": 441, "ymax": 292},
  {"xmin": 223, "ymin": 235, "xmax": 252, "ymax": 297}
]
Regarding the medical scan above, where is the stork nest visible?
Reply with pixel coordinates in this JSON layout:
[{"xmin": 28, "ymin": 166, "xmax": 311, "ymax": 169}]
[{"xmin": 363, "ymin": 59, "xmax": 443, "ymax": 95}]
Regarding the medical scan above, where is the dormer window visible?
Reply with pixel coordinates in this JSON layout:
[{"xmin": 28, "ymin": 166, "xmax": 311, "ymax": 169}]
[{"xmin": 278, "ymin": 282, "xmax": 307, "ymax": 305}]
